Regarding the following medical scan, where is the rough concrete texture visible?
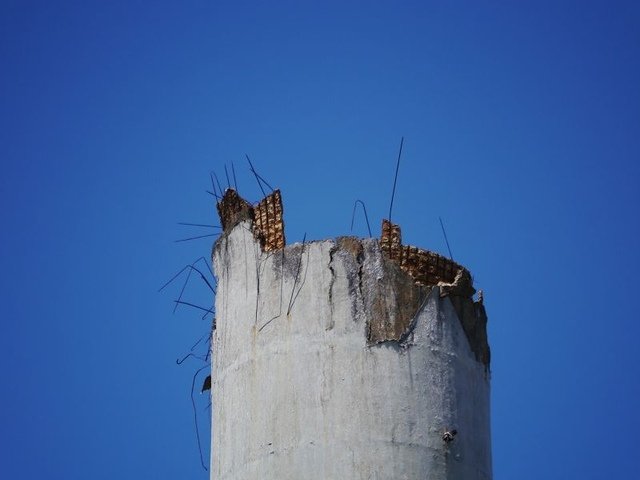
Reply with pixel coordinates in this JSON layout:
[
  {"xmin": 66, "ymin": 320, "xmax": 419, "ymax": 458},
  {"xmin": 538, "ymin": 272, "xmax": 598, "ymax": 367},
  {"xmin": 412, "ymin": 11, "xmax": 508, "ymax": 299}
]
[
  {"xmin": 211, "ymin": 222, "xmax": 492, "ymax": 479},
  {"xmin": 379, "ymin": 219, "xmax": 489, "ymax": 366}
]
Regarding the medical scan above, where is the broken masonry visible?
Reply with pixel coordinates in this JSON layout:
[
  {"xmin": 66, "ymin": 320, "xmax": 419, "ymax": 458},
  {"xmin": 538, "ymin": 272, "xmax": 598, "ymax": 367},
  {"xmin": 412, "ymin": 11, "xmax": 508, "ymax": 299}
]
[{"xmin": 214, "ymin": 188, "xmax": 489, "ymax": 366}]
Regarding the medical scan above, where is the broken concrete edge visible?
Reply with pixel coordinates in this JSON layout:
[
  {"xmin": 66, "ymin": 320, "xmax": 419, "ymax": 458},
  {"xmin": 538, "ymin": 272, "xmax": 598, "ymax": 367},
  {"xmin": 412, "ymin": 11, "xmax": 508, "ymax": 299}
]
[
  {"xmin": 215, "ymin": 188, "xmax": 286, "ymax": 253},
  {"xmin": 338, "ymin": 236, "xmax": 488, "ymax": 367},
  {"xmin": 377, "ymin": 219, "xmax": 489, "ymax": 366},
  {"xmin": 213, "ymin": 191, "xmax": 489, "ymax": 367},
  {"xmin": 381, "ymin": 218, "xmax": 471, "ymax": 290}
]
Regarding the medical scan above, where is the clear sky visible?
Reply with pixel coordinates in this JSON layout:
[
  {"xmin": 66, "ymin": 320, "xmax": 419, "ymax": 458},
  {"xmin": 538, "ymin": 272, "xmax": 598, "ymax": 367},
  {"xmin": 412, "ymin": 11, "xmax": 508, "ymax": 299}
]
[{"xmin": 1, "ymin": 1, "xmax": 639, "ymax": 479}]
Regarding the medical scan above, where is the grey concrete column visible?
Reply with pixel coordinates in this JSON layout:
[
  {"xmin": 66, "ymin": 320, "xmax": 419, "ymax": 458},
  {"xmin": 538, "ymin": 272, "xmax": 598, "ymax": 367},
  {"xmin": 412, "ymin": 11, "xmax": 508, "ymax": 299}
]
[{"xmin": 211, "ymin": 221, "xmax": 491, "ymax": 480}]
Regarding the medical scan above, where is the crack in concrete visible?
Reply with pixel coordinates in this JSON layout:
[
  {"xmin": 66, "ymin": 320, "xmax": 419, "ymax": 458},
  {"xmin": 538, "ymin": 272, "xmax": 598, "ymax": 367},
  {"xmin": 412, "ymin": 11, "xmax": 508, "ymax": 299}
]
[
  {"xmin": 214, "ymin": 190, "xmax": 489, "ymax": 366},
  {"xmin": 327, "ymin": 244, "xmax": 337, "ymax": 331}
]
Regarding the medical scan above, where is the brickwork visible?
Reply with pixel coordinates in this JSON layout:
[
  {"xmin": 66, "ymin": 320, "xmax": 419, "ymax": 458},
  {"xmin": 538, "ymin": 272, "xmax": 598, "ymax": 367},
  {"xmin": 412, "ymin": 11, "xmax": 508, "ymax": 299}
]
[
  {"xmin": 380, "ymin": 219, "xmax": 402, "ymax": 260},
  {"xmin": 253, "ymin": 190, "xmax": 285, "ymax": 252},
  {"xmin": 380, "ymin": 219, "xmax": 466, "ymax": 288},
  {"xmin": 217, "ymin": 188, "xmax": 286, "ymax": 252}
]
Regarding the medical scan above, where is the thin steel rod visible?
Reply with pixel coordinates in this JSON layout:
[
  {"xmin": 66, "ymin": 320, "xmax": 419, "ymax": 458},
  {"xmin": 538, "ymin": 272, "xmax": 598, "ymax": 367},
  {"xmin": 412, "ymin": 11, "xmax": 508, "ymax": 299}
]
[
  {"xmin": 224, "ymin": 164, "xmax": 231, "ymax": 189},
  {"xmin": 231, "ymin": 161, "xmax": 238, "ymax": 191},
  {"xmin": 190, "ymin": 365, "xmax": 210, "ymax": 471},
  {"xmin": 350, "ymin": 199, "xmax": 372, "ymax": 237},
  {"xmin": 439, "ymin": 216, "xmax": 454, "ymax": 260},
  {"xmin": 388, "ymin": 136, "xmax": 404, "ymax": 222},
  {"xmin": 213, "ymin": 172, "xmax": 224, "ymax": 196},
  {"xmin": 174, "ymin": 300, "xmax": 214, "ymax": 314},
  {"xmin": 209, "ymin": 172, "xmax": 220, "ymax": 200},
  {"xmin": 178, "ymin": 222, "xmax": 221, "ymax": 228},
  {"xmin": 286, "ymin": 234, "xmax": 307, "ymax": 315},
  {"xmin": 245, "ymin": 154, "xmax": 274, "ymax": 194},
  {"xmin": 174, "ymin": 233, "xmax": 219, "ymax": 243},
  {"xmin": 246, "ymin": 154, "xmax": 266, "ymax": 197}
]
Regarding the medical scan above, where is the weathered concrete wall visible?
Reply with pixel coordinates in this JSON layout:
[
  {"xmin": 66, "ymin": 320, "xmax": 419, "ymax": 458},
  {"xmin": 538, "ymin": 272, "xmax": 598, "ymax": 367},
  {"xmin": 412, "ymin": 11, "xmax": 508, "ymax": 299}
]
[{"xmin": 211, "ymin": 221, "xmax": 491, "ymax": 479}]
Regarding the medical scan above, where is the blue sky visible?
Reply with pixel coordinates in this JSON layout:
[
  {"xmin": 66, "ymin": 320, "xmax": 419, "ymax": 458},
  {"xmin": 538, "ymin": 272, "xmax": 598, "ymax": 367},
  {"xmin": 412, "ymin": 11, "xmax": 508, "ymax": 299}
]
[{"xmin": 1, "ymin": 1, "xmax": 639, "ymax": 478}]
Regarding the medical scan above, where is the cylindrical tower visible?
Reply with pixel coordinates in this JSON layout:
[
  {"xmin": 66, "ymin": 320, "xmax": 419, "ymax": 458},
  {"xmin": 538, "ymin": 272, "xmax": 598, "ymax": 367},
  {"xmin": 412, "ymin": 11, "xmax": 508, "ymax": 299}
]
[{"xmin": 211, "ymin": 189, "xmax": 491, "ymax": 479}]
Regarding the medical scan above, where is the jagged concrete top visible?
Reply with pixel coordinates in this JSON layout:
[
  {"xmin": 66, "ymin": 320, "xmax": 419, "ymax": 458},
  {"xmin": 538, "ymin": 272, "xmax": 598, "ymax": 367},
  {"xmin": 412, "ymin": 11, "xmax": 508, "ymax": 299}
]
[{"xmin": 214, "ymin": 188, "xmax": 489, "ymax": 366}]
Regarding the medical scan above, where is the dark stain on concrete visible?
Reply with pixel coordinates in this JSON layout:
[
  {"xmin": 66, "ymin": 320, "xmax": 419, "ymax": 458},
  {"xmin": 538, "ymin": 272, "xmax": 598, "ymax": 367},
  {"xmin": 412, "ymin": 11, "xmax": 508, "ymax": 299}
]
[{"xmin": 361, "ymin": 240, "xmax": 429, "ymax": 346}]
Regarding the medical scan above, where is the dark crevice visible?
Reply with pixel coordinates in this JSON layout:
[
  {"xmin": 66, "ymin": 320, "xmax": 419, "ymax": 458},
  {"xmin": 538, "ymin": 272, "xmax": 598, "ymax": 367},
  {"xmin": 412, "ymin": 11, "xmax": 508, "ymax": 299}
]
[{"xmin": 327, "ymin": 244, "xmax": 337, "ymax": 330}]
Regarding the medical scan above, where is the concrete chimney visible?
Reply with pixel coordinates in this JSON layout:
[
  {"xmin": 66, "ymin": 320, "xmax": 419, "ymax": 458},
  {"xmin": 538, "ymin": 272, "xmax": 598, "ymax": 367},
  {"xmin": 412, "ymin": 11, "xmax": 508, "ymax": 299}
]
[{"xmin": 210, "ymin": 189, "xmax": 491, "ymax": 479}]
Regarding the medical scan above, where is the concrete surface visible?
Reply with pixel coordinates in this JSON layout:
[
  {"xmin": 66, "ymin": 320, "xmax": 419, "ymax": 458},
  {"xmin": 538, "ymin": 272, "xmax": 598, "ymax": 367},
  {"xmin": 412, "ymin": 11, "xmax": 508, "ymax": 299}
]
[{"xmin": 210, "ymin": 221, "xmax": 491, "ymax": 479}]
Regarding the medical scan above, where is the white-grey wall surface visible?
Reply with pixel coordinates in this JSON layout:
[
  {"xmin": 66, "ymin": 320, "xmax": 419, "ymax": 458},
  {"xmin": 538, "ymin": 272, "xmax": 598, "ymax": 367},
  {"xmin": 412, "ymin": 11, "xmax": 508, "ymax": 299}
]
[{"xmin": 211, "ymin": 222, "xmax": 491, "ymax": 480}]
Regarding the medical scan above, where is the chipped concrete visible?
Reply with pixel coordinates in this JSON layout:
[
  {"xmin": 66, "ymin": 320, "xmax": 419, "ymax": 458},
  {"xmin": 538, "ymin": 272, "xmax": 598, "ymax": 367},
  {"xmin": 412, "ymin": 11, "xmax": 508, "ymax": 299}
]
[
  {"xmin": 217, "ymin": 188, "xmax": 285, "ymax": 253},
  {"xmin": 378, "ymin": 219, "xmax": 489, "ymax": 366},
  {"xmin": 210, "ymin": 220, "xmax": 492, "ymax": 479},
  {"xmin": 360, "ymin": 238, "xmax": 428, "ymax": 345}
]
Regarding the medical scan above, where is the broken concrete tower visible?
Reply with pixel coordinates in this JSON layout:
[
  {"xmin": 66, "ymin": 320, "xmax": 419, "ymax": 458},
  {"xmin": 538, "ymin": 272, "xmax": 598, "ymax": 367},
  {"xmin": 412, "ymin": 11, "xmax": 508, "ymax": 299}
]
[{"xmin": 210, "ymin": 189, "xmax": 491, "ymax": 479}]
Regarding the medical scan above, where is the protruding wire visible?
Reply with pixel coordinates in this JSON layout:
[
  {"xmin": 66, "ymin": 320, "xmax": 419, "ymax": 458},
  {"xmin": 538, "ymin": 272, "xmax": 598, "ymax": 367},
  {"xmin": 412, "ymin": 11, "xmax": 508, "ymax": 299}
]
[
  {"xmin": 231, "ymin": 161, "xmax": 238, "ymax": 191},
  {"xmin": 245, "ymin": 154, "xmax": 274, "ymax": 195},
  {"xmin": 176, "ymin": 353, "xmax": 207, "ymax": 365},
  {"xmin": 350, "ymin": 199, "xmax": 372, "ymax": 237},
  {"xmin": 201, "ymin": 303, "xmax": 214, "ymax": 320},
  {"xmin": 224, "ymin": 164, "xmax": 231, "ymax": 189},
  {"xmin": 174, "ymin": 233, "xmax": 219, "ymax": 243},
  {"xmin": 171, "ymin": 256, "xmax": 216, "ymax": 321},
  {"xmin": 186, "ymin": 265, "xmax": 215, "ymax": 293},
  {"xmin": 209, "ymin": 172, "xmax": 220, "ymax": 200},
  {"xmin": 205, "ymin": 400, "xmax": 212, "ymax": 426},
  {"xmin": 439, "ymin": 216, "xmax": 454, "ymax": 260},
  {"xmin": 173, "ymin": 268, "xmax": 194, "ymax": 313},
  {"xmin": 245, "ymin": 154, "xmax": 267, "ymax": 197},
  {"xmin": 159, "ymin": 265, "xmax": 190, "ymax": 293},
  {"xmin": 158, "ymin": 259, "xmax": 214, "ymax": 291},
  {"xmin": 158, "ymin": 260, "xmax": 216, "ymax": 309},
  {"xmin": 255, "ymin": 172, "xmax": 273, "ymax": 192},
  {"xmin": 213, "ymin": 172, "xmax": 224, "ymax": 196},
  {"xmin": 190, "ymin": 365, "xmax": 210, "ymax": 471},
  {"xmin": 289, "ymin": 236, "xmax": 311, "ymax": 314},
  {"xmin": 192, "ymin": 256, "xmax": 215, "ymax": 280},
  {"xmin": 174, "ymin": 300, "xmax": 214, "ymax": 314},
  {"xmin": 190, "ymin": 331, "xmax": 211, "ymax": 351},
  {"xmin": 258, "ymin": 250, "xmax": 284, "ymax": 333},
  {"xmin": 205, "ymin": 338, "xmax": 212, "ymax": 362},
  {"xmin": 178, "ymin": 222, "xmax": 221, "ymax": 229},
  {"xmin": 388, "ymin": 136, "xmax": 404, "ymax": 222},
  {"xmin": 286, "ymin": 234, "xmax": 307, "ymax": 315}
]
